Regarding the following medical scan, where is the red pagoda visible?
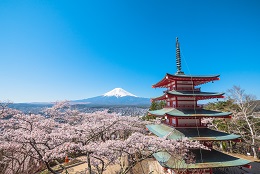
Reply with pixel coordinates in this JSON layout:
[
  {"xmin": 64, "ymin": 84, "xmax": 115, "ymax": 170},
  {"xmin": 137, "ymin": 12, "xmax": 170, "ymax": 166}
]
[{"xmin": 146, "ymin": 38, "xmax": 251, "ymax": 174}]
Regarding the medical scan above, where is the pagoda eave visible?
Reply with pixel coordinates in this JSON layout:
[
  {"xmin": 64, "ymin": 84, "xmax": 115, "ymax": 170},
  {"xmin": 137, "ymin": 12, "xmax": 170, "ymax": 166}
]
[
  {"xmin": 154, "ymin": 149, "xmax": 250, "ymax": 169},
  {"xmin": 167, "ymin": 91, "xmax": 225, "ymax": 97},
  {"xmin": 152, "ymin": 74, "xmax": 172, "ymax": 88},
  {"xmin": 148, "ymin": 108, "xmax": 232, "ymax": 118},
  {"xmin": 166, "ymin": 114, "xmax": 232, "ymax": 119},
  {"xmin": 166, "ymin": 94, "xmax": 224, "ymax": 100},
  {"xmin": 196, "ymin": 95, "xmax": 224, "ymax": 100},
  {"xmin": 146, "ymin": 124, "xmax": 240, "ymax": 141},
  {"xmin": 152, "ymin": 73, "xmax": 220, "ymax": 88},
  {"xmin": 151, "ymin": 95, "xmax": 167, "ymax": 102},
  {"xmin": 165, "ymin": 109, "xmax": 232, "ymax": 118},
  {"xmin": 151, "ymin": 93, "xmax": 225, "ymax": 102},
  {"xmin": 148, "ymin": 108, "xmax": 175, "ymax": 116},
  {"xmin": 167, "ymin": 75, "xmax": 220, "ymax": 82}
]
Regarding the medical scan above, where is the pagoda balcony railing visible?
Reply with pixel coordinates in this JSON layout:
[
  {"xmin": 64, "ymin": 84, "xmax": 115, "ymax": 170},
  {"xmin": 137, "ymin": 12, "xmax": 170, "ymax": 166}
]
[
  {"xmin": 164, "ymin": 87, "xmax": 201, "ymax": 92},
  {"xmin": 165, "ymin": 104, "xmax": 203, "ymax": 109},
  {"xmin": 162, "ymin": 120, "xmax": 207, "ymax": 128},
  {"xmin": 176, "ymin": 104, "xmax": 203, "ymax": 109}
]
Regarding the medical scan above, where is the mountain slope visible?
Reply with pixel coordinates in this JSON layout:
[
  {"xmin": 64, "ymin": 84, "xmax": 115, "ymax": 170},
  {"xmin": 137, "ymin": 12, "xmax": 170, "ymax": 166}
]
[{"xmin": 72, "ymin": 88, "xmax": 150, "ymax": 106}]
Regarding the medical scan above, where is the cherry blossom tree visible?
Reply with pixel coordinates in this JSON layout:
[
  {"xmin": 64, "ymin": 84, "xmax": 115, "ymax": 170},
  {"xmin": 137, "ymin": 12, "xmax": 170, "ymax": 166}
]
[
  {"xmin": 0, "ymin": 100, "xmax": 21, "ymax": 119},
  {"xmin": 87, "ymin": 132, "xmax": 207, "ymax": 174},
  {"xmin": 0, "ymin": 101, "xmax": 207, "ymax": 174},
  {"xmin": 0, "ymin": 142, "xmax": 40, "ymax": 174},
  {"xmin": 43, "ymin": 100, "xmax": 82, "ymax": 124},
  {"xmin": 0, "ymin": 112, "xmax": 78, "ymax": 174}
]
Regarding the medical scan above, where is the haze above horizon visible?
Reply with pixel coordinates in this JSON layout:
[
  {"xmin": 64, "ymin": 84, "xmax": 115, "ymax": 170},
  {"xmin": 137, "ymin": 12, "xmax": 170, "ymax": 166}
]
[{"xmin": 0, "ymin": 0, "xmax": 260, "ymax": 103}]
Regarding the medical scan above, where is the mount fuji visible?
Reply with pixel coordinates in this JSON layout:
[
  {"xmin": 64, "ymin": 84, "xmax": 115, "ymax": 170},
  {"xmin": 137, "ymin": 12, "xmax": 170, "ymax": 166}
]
[{"xmin": 72, "ymin": 88, "xmax": 150, "ymax": 106}]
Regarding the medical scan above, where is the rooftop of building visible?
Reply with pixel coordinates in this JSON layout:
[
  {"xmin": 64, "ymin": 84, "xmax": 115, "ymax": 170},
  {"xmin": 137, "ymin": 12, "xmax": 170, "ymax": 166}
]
[
  {"xmin": 153, "ymin": 149, "xmax": 251, "ymax": 169},
  {"xmin": 151, "ymin": 90, "xmax": 224, "ymax": 101},
  {"xmin": 146, "ymin": 124, "xmax": 240, "ymax": 141},
  {"xmin": 148, "ymin": 108, "xmax": 232, "ymax": 117},
  {"xmin": 152, "ymin": 73, "xmax": 220, "ymax": 88}
]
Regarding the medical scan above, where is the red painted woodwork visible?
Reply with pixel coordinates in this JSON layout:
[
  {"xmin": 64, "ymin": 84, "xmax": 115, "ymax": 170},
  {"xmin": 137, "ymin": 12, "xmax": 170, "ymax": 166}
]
[
  {"xmin": 243, "ymin": 164, "xmax": 252, "ymax": 169},
  {"xmin": 232, "ymin": 139, "xmax": 242, "ymax": 142},
  {"xmin": 152, "ymin": 74, "xmax": 220, "ymax": 88}
]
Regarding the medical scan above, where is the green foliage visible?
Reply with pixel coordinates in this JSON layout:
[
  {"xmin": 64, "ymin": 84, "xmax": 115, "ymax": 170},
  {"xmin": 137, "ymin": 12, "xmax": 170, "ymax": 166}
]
[
  {"xmin": 205, "ymin": 88, "xmax": 260, "ymax": 158},
  {"xmin": 141, "ymin": 114, "xmax": 156, "ymax": 121},
  {"xmin": 204, "ymin": 99, "xmax": 238, "ymax": 112},
  {"xmin": 212, "ymin": 119, "xmax": 228, "ymax": 132},
  {"xmin": 149, "ymin": 101, "xmax": 165, "ymax": 111},
  {"xmin": 142, "ymin": 101, "xmax": 166, "ymax": 121}
]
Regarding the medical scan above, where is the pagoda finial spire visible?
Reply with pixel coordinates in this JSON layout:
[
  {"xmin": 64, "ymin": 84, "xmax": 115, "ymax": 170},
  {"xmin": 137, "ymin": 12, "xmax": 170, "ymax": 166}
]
[{"xmin": 175, "ymin": 37, "xmax": 184, "ymax": 75}]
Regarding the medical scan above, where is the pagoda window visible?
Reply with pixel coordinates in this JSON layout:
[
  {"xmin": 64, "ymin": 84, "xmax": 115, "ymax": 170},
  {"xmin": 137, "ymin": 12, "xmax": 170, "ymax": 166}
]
[
  {"xmin": 165, "ymin": 118, "xmax": 170, "ymax": 124},
  {"xmin": 178, "ymin": 97, "xmax": 196, "ymax": 101},
  {"xmin": 171, "ymin": 118, "xmax": 176, "ymax": 126},
  {"xmin": 176, "ymin": 83, "xmax": 194, "ymax": 91},
  {"xmin": 178, "ymin": 100, "xmax": 196, "ymax": 106},
  {"xmin": 172, "ymin": 100, "xmax": 176, "ymax": 107},
  {"xmin": 169, "ymin": 117, "xmax": 172, "ymax": 125},
  {"xmin": 178, "ymin": 118, "xmax": 200, "ymax": 127},
  {"xmin": 169, "ymin": 101, "xmax": 173, "ymax": 107}
]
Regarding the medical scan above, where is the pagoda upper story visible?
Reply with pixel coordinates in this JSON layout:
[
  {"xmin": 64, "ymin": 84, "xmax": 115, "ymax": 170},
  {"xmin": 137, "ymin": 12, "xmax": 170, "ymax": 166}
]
[
  {"xmin": 152, "ymin": 73, "xmax": 220, "ymax": 89},
  {"xmin": 150, "ymin": 38, "xmax": 225, "ymax": 111},
  {"xmin": 152, "ymin": 38, "xmax": 220, "ymax": 89}
]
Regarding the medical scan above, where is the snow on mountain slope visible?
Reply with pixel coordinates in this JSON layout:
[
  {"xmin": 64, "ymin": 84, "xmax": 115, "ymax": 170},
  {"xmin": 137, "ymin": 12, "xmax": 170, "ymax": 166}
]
[{"xmin": 103, "ymin": 88, "xmax": 137, "ymax": 97}]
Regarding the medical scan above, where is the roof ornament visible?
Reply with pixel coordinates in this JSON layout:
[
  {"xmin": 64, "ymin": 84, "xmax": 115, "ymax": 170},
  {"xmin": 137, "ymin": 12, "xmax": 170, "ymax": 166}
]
[{"xmin": 175, "ymin": 37, "xmax": 184, "ymax": 75}]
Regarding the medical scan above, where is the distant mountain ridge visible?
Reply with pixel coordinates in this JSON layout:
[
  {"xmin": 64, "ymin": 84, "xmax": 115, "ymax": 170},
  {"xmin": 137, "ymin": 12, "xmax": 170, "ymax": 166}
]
[{"xmin": 72, "ymin": 88, "xmax": 150, "ymax": 106}]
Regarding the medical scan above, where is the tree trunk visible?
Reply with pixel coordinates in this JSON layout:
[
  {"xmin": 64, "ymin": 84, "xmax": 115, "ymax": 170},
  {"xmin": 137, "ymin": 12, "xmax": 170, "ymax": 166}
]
[
  {"xmin": 127, "ymin": 154, "xmax": 134, "ymax": 174},
  {"xmin": 87, "ymin": 152, "xmax": 92, "ymax": 174},
  {"xmin": 44, "ymin": 162, "xmax": 58, "ymax": 174},
  {"xmin": 251, "ymin": 137, "xmax": 257, "ymax": 159},
  {"xmin": 252, "ymin": 146, "xmax": 257, "ymax": 159},
  {"xmin": 229, "ymin": 141, "xmax": 233, "ymax": 153},
  {"xmin": 244, "ymin": 113, "xmax": 257, "ymax": 159}
]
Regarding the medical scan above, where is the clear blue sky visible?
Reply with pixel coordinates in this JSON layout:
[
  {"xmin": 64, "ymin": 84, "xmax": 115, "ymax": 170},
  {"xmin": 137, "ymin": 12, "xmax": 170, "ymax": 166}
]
[{"xmin": 0, "ymin": 0, "xmax": 259, "ymax": 103}]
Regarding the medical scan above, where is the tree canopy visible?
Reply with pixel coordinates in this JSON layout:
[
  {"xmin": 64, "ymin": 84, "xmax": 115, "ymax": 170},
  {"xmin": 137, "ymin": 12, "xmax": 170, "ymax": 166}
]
[
  {"xmin": 0, "ymin": 101, "xmax": 204, "ymax": 174},
  {"xmin": 205, "ymin": 86, "xmax": 260, "ymax": 159}
]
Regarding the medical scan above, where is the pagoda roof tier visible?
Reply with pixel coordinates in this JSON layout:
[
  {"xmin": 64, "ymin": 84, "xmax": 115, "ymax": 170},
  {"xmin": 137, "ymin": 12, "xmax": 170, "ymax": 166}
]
[
  {"xmin": 152, "ymin": 91, "xmax": 224, "ymax": 101},
  {"xmin": 148, "ymin": 108, "xmax": 231, "ymax": 118},
  {"xmin": 153, "ymin": 149, "xmax": 250, "ymax": 169},
  {"xmin": 148, "ymin": 108, "xmax": 175, "ymax": 116},
  {"xmin": 152, "ymin": 73, "xmax": 220, "ymax": 88},
  {"xmin": 146, "ymin": 124, "xmax": 240, "ymax": 141}
]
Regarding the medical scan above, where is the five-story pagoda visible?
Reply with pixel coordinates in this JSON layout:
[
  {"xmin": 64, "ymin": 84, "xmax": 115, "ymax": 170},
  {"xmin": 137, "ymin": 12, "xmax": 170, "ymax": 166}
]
[{"xmin": 146, "ymin": 38, "xmax": 251, "ymax": 174}]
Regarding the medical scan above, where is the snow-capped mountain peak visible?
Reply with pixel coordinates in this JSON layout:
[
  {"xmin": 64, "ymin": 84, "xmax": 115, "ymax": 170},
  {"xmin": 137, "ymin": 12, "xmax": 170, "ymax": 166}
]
[{"xmin": 103, "ymin": 88, "xmax": 137, "ymax": 98}]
